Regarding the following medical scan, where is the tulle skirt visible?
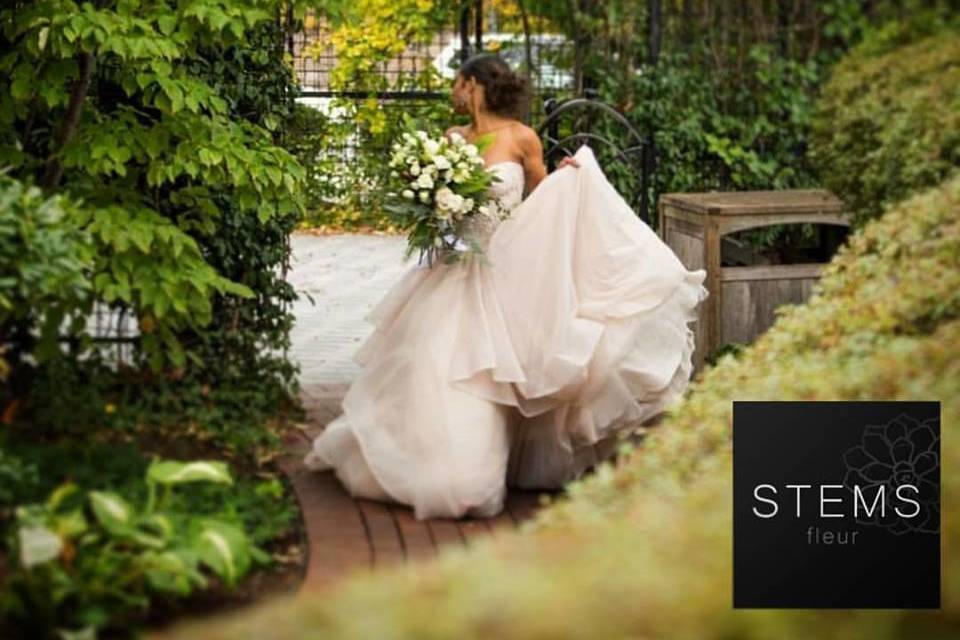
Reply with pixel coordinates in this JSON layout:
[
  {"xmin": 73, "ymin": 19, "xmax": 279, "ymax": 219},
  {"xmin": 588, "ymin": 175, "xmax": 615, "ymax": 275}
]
[{"xmin": 304, "ymin": 145, "xmax": 709, "ymax": 520}]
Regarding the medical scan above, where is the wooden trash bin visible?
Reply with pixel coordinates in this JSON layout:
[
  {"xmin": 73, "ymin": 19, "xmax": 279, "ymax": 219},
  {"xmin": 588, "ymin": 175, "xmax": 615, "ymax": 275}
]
[{"xmin": 658, "ymin": 190, "xmax": 850, "ymax": 374}]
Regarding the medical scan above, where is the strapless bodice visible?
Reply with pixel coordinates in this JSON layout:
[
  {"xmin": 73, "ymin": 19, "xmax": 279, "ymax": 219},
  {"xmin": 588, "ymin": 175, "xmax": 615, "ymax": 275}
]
[
  {"xmin": 484, "ymin": 161, "xmax": 525, "ymax": 211},
  {"xmin": 456, "ymin": 161, "xmax": 525, "ymax": 252}
]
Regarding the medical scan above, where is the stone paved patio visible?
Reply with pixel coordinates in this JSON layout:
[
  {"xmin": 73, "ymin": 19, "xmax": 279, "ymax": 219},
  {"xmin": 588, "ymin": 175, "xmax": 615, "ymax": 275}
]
[{"xmin": 286, "ymin": 231, "xmax": 419, "ymax": 426}]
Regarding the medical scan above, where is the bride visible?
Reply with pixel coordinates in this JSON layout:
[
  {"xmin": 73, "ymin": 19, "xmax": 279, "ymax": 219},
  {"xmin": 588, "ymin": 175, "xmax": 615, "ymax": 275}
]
[{"xmin": 303, "ymin": 53, "xmax": 709, "ymax": 520}]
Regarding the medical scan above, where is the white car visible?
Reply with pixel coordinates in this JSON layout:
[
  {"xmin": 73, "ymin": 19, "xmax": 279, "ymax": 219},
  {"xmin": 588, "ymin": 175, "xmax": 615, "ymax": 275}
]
[{"xmin": 433, "ymin": 33, "xmax": 573, "ymax": 91}]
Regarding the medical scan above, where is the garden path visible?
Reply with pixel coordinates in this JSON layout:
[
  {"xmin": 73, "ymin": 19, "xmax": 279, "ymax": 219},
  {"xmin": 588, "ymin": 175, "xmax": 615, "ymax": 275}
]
[{"xmin": 283, "ymin": 232, "xmax": 554, "ymax": 592}]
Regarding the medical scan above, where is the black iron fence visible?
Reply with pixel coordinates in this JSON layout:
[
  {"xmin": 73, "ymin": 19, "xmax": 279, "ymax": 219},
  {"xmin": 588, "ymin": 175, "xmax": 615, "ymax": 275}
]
[{"xmin": 287, "ymin": 3, "xmax": 657, "ymax": 226}]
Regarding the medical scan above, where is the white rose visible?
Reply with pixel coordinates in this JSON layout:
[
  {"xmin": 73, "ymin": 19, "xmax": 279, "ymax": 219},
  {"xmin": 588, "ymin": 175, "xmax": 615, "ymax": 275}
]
[
  {"xmin": 435, "ymin": 187, "xmax": 457, "ymax": 211},
  {"xmin": 449, "ymin": 131, "xmax": 465, "ymax": 144},
  {"xmin": 462, "ymin": 197, "xmax": 474, "ymax": 213},
  {"xmin": 419, "ymin": 190, "xmax": 431, "ymax": 203},
  {"xmin": 443, "ymin": 169, "xmax": 453, "ymax": 181},
  {"xmin": 434, "ymin": 156, "xmax": 451, "ymax": 170},
  {"xmin": 424, "ymin": 139, "xmax": 440, "ymax": 155},
  {"xmin": 416, "ymin": 173, "xmax": 434, "ymax": 189},
  {"xmin": 402, "ymin": 189, "xmax": 414, "ymax": 199},
  {"xmin": 410, "ymin": 162, "xmax": 420, "ymax": 176},
  {"xmin": 463, "ymin": 145, "xmax": 478, "ymax": 157},
  {"xmin": 416, "ymin": 130, "xmax": 428, "ymax": 141}
]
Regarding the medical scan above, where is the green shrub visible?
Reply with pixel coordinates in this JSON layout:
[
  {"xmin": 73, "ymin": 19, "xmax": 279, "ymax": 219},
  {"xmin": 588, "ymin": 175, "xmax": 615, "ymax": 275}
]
[
  {"xmin": 0, "ymin": 458, "xmax": 270, "ymax": 639},
  {"xmin": 810, "ymin": 25, "xmax": 960, "ymax": 226},
  {"xmin": 0, "ymin": 447, "xmax": 39, "ymax": 522},
  {"xmin": 0, "ymin": 2, "xmax": 306, "ymax": 404},
  {"xmin": 0, "ymin": 175, "xmax": 94, "ymax": 369},
  {"xmin": 159, "ymin": 171, "xmax": 960, "ymax": 639}
]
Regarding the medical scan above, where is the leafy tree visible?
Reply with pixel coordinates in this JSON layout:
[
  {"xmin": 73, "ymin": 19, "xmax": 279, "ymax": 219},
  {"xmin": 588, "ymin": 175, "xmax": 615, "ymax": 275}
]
[{"xmin": 0, "ymin": 0, "xmax": 306, "ymax": 383}]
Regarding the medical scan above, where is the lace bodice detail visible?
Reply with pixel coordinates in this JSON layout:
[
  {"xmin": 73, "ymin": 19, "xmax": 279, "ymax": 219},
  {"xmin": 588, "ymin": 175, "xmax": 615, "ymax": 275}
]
[
  {"xmin": 457, "ymin": 161, "xmax": 525, "ymax": 249},
  {"xmin": 485, "ymin": 161, "xmax": 525, "ymax": 211}
]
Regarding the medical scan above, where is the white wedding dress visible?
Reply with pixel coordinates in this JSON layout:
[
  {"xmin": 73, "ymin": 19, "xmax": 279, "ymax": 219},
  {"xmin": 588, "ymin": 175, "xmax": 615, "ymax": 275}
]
[{"xmin": 304, "ymin": 144, "xmax": 709, "ymax": 520}]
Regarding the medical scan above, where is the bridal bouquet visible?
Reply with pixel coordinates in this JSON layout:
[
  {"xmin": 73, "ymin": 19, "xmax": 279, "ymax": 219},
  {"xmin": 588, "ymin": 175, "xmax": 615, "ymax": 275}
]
[{"xmin": 383, "ymin": 126, "xmax": 510, "ymax": 266}]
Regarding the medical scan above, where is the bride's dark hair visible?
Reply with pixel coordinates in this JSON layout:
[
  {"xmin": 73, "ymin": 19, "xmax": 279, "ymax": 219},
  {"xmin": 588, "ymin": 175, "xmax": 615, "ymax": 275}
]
[{"xmin": 458, "ymin": 53, "xmax": 531, "ymax": 119}]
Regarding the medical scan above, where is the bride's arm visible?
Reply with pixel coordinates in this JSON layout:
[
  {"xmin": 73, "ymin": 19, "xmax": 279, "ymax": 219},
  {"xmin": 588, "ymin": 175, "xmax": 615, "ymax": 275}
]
[{"xmin": 518, "ymin": 128, "xmax": 548, "ymax": 197}]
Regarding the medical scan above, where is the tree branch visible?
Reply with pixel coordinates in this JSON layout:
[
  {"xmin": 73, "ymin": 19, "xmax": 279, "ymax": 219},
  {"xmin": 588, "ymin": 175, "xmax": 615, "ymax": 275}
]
[{"xmin": 42, "ymin": 51, "xmax": 94, "ymax": 189}]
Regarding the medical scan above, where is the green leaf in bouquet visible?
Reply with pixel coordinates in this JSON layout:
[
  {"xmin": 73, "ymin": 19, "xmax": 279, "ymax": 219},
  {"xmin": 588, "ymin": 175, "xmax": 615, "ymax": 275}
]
[{"xmin": 473, "ymin": 132, "xmax": 495, "ymax": 154}]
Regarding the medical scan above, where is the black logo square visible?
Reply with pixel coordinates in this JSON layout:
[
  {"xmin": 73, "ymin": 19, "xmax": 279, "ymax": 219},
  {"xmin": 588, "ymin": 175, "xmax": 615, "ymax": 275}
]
[{"xmin": 733, "ymin": 401, "xmax": 940, "ymax": 608}]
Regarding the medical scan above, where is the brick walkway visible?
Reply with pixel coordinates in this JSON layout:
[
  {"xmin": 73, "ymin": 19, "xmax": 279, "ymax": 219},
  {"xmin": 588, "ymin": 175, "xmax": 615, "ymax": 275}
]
[
  {"xmin": 284, "ymin": 232, "xmax": 555, "ymax": 592},
  {"xmin": 279, "ymin": 431, "xmax": 548, "ymax": 592}
]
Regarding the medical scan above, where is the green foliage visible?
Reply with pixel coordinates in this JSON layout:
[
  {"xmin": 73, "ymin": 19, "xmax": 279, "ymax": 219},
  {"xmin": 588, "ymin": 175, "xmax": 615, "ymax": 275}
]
[
  {"xmin": 583, "ymin": 1, "xmax": 955, "ymax": 248},
  {"xmin": 591, "ymin": 43, "xmax": 824, "ymax": 249},
  {"xmin": 286, "ymin": 0, "xmax": 458, "ymax": 231},
  {"xmin": 0, "ymin": 175, "xmax": 94, "ymax": 365},
  {"xmin": 174, "ymin": 15, "xmax": 307, "ymax": 441},
  {"xmin": 0, "ymin": 438, "xmax": 297, "ymax": 547},
  {"xmin": 0, "ymin": 457, "xmax": 270, "ymax": 639},
  {"xmin": 0, "ymin": 447, "xmax": 39, "ymax": 516},
  {"xmin": 810, "ymin": 22, "xmax": 960, "ymax": 226},
  {"xmin": 0, "ymin": 0, "xmax": 305, "ymax": 377},
  {"xmin": 11, "ymin": 351, "xmax": 290, "ymax": 464},
  {"xmin": 1, "ymin": 0, "xmax": 307, "ymax": 459},
  {"xmin": 289, "ymin": 95, "xmax": 458, "ymax": 232},
  {"xmin": 153, "ymin": 170, "xmax": 960, "ymax": 640}
]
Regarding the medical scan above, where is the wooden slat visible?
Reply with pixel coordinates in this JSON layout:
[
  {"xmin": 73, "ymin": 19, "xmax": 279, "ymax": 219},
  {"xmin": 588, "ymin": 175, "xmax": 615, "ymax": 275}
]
[
  {"xmin": 292, "ymin": 471, "xmax": 371, "ymax": 590},
  {"xmin": 356, "ymin": 499, "xmax": 404, "ymax": 568},
  {"xmin": 721, "ymin": 262, "xmax": 825, "ymax": 282},
  {"xmin": 457, "ymin": 518, "xmax": 491, "ymax": 546},
  {"xmin": 286, "ymin": 445, "xmax": 552, "ymax": 595},
  {"xmin": 659, "ymin": 189, "xmax": 845, "ymax": 215},
  {"xmin": 390, "ymin": 505, "xmax": 436, "ymax": 561},
  {"xmin": 427, "ymin": 519, "xmax": 465, "ymax": 551}
]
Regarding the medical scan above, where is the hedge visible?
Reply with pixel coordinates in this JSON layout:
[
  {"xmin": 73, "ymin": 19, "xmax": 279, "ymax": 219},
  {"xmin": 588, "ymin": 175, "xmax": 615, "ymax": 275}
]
[{"xmin": 810, "ymin": 24, "xmax": 960, "ymax": 226}]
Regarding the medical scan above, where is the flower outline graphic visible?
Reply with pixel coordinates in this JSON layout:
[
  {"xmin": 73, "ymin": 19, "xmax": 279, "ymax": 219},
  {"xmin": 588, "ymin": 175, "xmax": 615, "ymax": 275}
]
[{"xmin": 841, "ymin": 412, "xmax": 939, "ymax": 535}]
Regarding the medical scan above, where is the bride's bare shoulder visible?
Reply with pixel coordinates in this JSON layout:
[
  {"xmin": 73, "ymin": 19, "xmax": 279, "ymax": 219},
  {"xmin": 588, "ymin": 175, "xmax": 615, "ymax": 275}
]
[
  {"xmin": 512, "ymin": 122, "xmax": 540, "ymax": 143},
  {"xmin": 512, "ymin": 122, "xmax": 544, "ymax": 154}
]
